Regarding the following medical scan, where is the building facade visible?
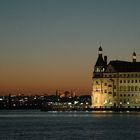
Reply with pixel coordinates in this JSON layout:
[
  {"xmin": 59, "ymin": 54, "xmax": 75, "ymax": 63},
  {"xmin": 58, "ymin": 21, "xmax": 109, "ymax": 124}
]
[{"xmin": 91, "ymin": 47, "xmax": 140, "ymax": 108}]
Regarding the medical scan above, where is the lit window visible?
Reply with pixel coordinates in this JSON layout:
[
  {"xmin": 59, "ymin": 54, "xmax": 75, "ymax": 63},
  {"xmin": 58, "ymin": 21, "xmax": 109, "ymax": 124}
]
[{"xmin": 102, "ymin": 68, "xmax": 105, "ymax": 72}]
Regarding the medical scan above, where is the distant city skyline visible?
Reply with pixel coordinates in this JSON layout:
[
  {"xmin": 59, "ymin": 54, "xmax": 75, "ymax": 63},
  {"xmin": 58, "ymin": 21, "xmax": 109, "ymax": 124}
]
[{"xmin": 0, "ymin": 0, "xmax": 140, "ymax": 95}]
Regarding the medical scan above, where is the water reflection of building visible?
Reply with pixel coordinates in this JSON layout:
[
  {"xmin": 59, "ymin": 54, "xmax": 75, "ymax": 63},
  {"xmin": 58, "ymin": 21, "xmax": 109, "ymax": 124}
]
[{"xmin": 91, "ymin": 47, "xmax": 140, "ymax": 108}]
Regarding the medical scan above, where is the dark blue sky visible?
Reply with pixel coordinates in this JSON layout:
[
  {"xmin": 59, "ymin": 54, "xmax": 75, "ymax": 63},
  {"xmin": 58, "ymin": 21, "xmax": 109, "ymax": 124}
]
[{"xmin": 0, "ymin": 0, "xmax": 140, "ymax": 94}]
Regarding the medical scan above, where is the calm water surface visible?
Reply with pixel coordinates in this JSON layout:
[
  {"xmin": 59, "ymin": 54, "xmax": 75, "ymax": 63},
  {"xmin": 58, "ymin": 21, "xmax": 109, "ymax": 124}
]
[{"xmin": 0, "ymin": 110, "xmax": 140, "ymax": 140}]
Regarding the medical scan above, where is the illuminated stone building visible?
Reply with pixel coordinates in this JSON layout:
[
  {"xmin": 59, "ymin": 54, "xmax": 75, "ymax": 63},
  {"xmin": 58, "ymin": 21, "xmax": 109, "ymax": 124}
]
[{"xmin": 91, "ymin": 47, "xmax": 140, "ymax": 108}]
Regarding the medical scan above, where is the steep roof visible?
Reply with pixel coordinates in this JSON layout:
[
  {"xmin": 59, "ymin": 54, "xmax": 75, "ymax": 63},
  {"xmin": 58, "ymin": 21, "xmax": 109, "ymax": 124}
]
[
  {"xmin": 95, "ymin": 55, "xmax": 105, "ymax": 67},
  {"xmin": 108, "ymin": 60, "xmax": 140, "ymax": 72}
]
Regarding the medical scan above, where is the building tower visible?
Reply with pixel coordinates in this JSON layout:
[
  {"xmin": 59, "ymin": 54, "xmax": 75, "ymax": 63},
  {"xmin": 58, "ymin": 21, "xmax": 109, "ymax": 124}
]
[
  {"xmin": 91, "ymin": 47, "xmax": 107, "ymax": 108},
  {"xmin": 93, "ymin": 46, "xmax": 107, "ymax": 78}
]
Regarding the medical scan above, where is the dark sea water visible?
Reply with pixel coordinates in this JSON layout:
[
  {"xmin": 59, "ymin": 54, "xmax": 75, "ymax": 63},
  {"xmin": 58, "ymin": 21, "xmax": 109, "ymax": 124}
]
[{"xmin": 0, "ymin": 110, "xmax": 140, "ymax": 140}]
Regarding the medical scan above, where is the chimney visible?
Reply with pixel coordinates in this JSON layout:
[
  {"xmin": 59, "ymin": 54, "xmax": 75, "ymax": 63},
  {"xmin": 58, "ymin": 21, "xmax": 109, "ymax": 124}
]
[{"xmin": 104, "ymin": 56, "xmax": 107, "ymax": 66}]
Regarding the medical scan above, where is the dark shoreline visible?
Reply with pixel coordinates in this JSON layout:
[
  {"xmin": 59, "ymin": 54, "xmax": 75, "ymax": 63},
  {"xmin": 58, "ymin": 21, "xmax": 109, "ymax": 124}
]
[
  {"xmin": 41, "ymin": 107, "xmax": 140, "ymax": 112},
  {"xmin": 0, "ymin": 108, "xmax": 140, "ymax": 112}
]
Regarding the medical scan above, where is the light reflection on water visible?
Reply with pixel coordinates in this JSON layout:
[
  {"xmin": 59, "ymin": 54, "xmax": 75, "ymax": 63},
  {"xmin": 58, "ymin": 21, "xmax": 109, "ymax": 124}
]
[{"xmin": 0, "ymin": 110, "xmax": 140, "ymax": 140}]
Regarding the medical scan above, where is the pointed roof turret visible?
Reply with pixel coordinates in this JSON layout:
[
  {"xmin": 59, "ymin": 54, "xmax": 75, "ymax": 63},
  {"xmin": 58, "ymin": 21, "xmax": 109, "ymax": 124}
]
[
  {"xmin": 133, "ymin": 51, "xmax": 136, "ymax": 56},
  {"xmin": 132, "ymin": 51, "xmax": 136, "ymax": 62},
  {"xmin": 98, "ymin": 46, "xmax": 103, "ymax": 55},
  {"xmin": 99, "ymin": 46, "xmax": 102, "ymax": 51},
  {"xmin": 95, "ymin": 46, "xmax": 104, "ymax": 67}
]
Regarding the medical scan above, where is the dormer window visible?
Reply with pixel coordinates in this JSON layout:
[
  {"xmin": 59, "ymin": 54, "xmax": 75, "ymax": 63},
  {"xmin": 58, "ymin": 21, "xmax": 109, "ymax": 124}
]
[
  {"xmin": 102, "ymin": 68, "xmax": 105, "ymax": 72},
  {"xmin": 96, "ymin": 68, "xmax": 100, "ymax": 72}
]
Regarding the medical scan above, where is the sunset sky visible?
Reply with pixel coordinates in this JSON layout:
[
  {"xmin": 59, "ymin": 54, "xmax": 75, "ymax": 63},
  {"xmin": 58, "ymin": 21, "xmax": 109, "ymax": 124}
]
[{"xmin": 0, "ymin": 0, "xmax": 140, "ymax": 95}]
